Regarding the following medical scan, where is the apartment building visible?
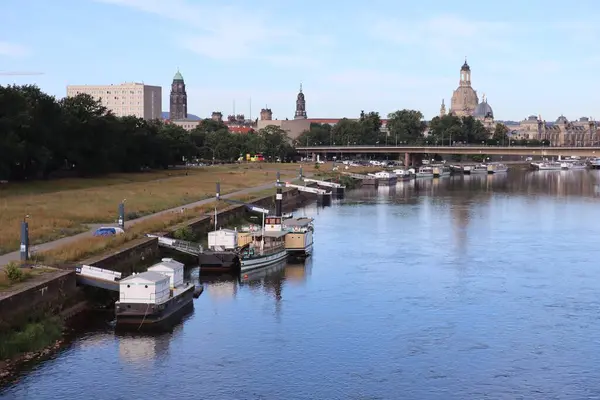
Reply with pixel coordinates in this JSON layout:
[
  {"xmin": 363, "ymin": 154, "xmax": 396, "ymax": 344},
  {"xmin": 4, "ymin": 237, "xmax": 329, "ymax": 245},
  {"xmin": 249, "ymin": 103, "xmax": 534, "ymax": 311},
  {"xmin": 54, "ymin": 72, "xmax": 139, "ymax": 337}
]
[{"xmin": 66, "ymin": 82, "xmax": 162, "ymax": 120}]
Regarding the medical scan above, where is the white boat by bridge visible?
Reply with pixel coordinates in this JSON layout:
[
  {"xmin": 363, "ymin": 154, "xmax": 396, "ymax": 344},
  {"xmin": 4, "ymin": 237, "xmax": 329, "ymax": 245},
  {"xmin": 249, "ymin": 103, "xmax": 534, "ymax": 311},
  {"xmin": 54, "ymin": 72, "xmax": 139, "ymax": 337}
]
[
  {"xmin": 416, "ymin": 166, "xmax": 434, "ymax": 178},
  {"xmin": 533, "ymin": 161, "xmax": 562, "ymax": 170},
  {"xmin": 487, "ymin": 162, "xmax": 508, "ymax": 174}
]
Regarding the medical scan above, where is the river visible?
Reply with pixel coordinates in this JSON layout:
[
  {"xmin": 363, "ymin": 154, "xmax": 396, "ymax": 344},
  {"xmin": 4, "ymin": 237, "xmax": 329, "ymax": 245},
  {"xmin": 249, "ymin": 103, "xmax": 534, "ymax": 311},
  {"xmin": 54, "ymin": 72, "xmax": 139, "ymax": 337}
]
[{"xmin": 3, "ymin": 170, "xmax": 600, "ymax": 399}]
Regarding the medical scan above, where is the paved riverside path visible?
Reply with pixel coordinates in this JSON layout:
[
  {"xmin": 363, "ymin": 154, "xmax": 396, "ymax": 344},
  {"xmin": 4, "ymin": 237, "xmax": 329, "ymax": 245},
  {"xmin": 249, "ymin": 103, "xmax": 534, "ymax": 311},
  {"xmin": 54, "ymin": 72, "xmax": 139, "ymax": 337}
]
[{"xmin": 0, "ymin": 172, "xmax": 311, "ymax": 267}]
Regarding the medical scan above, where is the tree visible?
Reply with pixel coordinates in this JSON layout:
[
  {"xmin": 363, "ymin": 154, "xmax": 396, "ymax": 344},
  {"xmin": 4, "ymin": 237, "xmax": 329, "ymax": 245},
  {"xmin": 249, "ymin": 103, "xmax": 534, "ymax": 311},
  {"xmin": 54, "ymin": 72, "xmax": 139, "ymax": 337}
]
[
  {"xmin": 386, "ymin": 110, "xmax": 426, "ymax": 144},
  {"xmin": 491, "ymin": 123, "xmax": 510, "ymax": 145}
]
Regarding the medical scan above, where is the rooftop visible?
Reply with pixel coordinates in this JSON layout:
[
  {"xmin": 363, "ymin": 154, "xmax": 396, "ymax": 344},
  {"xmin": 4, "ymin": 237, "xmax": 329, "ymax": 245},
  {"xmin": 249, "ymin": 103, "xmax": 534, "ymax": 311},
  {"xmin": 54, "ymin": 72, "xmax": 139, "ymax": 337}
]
[{"xmin": 121, "ymin": 271, "xmax": 168, "ymax": 283}]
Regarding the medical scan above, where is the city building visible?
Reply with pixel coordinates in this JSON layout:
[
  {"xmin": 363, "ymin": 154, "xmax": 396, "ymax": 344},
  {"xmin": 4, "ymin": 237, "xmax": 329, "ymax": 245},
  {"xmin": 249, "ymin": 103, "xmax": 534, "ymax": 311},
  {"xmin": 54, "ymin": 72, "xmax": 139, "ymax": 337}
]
[
  {"xmin": 66, "ymin": 82, "xmax": 162, "ymax": 120},
  {"xmin": 255, "ymin": 85, "xmax": 313, "ymax": 139},
  {"xmin": 443, "ymin": 59, "xmax": 494, "ymax": 129},
  {"xmin": 169, "ymin": 70, "xmax": 187, "ymax": 120}
]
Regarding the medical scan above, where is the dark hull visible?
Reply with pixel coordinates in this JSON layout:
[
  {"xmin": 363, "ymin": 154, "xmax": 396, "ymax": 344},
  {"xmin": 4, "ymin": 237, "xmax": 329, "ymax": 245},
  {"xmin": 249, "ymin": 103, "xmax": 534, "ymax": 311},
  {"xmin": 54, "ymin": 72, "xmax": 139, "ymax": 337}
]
[
  {"xmin": 198, "ymin": 251, "xmax": 241, "ymax": 274},
  {"xmin": 115, "ymin": 285, "xmax": 195, "ymax": 331}
]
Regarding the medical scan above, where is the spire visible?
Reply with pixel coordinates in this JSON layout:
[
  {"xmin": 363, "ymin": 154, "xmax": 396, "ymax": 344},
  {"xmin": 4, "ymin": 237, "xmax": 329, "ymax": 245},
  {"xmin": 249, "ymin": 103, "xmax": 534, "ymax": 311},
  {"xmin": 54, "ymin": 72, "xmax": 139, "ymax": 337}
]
[{"xmin": 294, "ymin": 83, "xmax": 307, "ymax": 120}]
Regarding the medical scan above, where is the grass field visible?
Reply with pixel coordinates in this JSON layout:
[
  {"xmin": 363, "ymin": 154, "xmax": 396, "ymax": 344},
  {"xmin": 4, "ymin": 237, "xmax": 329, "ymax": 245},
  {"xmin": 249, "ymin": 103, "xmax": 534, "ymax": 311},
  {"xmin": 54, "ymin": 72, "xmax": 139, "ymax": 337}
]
[{"xmin": 0, "ymin": 163, "xmax": 315, "ymax": 255}]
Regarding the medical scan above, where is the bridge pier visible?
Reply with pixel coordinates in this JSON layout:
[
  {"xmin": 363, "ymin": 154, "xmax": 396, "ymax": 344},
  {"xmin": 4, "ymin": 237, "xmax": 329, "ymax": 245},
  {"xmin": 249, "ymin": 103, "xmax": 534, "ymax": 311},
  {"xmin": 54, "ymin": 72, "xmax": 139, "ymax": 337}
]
[{"xmin": 404, "ymin": 152, "xmax": 412, "ymax": 167}]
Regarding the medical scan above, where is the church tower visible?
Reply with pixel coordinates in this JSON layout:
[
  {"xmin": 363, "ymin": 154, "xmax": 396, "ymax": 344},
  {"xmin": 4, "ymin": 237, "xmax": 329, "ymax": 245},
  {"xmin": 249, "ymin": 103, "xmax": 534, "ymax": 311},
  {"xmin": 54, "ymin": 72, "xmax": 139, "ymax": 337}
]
[
  {"xmin": 450, "ymin": 58, "xmax": 479, "ymax": 117},
  {"xmin": 169, "ymin": 70, "xmax": 187, "ymax": 120},
  {"xmin": 440, "ymin": 99, "xmax": 446, "ymax": 117},
  {"xmin": 294, "ymin": 84, "xmax": 307, "ymax": 120},
  {"xmin": 459, "ymin": 59, "xmax": 471, "ymax": 86}
]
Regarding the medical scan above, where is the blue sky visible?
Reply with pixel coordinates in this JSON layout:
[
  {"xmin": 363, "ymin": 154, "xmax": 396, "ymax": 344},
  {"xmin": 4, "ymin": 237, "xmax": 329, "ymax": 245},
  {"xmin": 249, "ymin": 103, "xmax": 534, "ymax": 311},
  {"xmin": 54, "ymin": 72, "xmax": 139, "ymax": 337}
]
[{"xmin": 1, "ymin": 0, "xmax": 599, "ymax": 121}]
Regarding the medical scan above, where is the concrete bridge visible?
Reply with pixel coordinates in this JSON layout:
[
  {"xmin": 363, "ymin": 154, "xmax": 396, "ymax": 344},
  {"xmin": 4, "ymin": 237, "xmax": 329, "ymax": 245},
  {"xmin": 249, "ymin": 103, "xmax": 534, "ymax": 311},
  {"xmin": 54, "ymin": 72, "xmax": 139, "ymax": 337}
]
[{"xmin": 297, "ymin": 145, "xmax": 600, "ymax": 157}]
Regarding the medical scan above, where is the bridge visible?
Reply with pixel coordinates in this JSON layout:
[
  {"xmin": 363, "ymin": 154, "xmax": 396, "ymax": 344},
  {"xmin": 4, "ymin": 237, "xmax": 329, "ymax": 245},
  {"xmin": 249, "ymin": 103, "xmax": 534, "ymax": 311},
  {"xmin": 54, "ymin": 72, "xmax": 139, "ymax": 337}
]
[
  {"xmin": 146, "ymin": 234, "xmax": 204, "ymax": 256},
  {"xmin": 297, "ymin": 145, "xmax": 600, "ymax": 158}
]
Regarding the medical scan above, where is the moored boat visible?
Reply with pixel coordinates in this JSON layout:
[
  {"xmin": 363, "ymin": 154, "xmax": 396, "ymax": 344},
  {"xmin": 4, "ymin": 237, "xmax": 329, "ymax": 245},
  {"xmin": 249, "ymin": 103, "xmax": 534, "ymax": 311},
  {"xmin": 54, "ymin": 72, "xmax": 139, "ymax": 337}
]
[
  {"xmin": 533, "ymin": 161, "xmax": 562, "ymax": 170},
  {"xmin": 392, "ymin": 169, "xmax": 413, "ymax": 181},
  {"xmin": 432, "ymin": 165, "xmax": 451, "ymax": 177},
  {"xmin": 115, "ymin": 259, "xmax": 195, "ymax": 330},
  {"xmin": 369, "ymin": 171, "xmax": 398, "ymax": 185},
  {"xmin": 416, "ymin": 166, "xmax": 434, "ymax": 178},
  {"xmin": 282, "ymin": 217, "xmax": 314, "ymax": 259},
  {"xmin": 471, "ymin": 164, "xmax": 489, "ymax": 174},
  {"xmin": 237, "ymin": 215, "xmax": 288, "ymax": 272},
  {"xmin": 487, "ymin": 162, "xmax": 508, "ymax": 174},
  {"xmin": 588, "ymin": 157, "xmax": 600, "ymax": 169}
]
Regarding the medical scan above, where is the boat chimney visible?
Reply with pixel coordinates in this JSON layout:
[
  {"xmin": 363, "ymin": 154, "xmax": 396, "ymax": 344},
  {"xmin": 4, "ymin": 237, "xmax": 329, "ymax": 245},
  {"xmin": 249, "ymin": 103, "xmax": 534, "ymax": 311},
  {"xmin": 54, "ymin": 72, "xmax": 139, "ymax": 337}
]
[{"xmin": 275, "ymin": 170, "xmax": 282, "ymax": 217}]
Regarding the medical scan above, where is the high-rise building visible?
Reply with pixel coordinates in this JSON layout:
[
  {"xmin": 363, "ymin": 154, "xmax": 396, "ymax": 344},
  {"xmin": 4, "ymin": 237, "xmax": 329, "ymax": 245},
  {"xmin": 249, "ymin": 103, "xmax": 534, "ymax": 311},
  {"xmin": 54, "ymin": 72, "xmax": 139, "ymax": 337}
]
[
  {"xmin": 169, "ymin": 70, "xmax": 187, "ymax": 120},
  {"xmin": 66, "ymin": 82, "xmax": 162, "ymax": 120}
]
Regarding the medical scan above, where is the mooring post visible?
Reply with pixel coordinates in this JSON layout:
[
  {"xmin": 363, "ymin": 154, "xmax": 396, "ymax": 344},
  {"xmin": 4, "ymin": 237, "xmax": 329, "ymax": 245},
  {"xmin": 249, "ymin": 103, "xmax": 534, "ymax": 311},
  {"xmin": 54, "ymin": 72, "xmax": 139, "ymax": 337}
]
[
  {"xmin": 20, "ymin": 216, "xmax": 29, "ymax": 262},
  {"xmin": 118, "ymin": 201, "xmax": 125, "ymax": 230},
  {"xmin": 275, "ymin": 171, "xmax": 282, "ymax": 217},
  {"xmin": 216, "ymin": 182, "xmax": 220, "ymax": 200}
]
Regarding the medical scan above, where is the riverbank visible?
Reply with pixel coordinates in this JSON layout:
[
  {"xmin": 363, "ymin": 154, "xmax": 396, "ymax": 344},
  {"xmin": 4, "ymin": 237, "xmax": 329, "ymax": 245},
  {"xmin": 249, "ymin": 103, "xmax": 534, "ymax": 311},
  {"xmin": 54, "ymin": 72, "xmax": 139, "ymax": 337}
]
[
  {"xmin": 0, "ymin": 183, "xmax": 317, "ymax": 372},
  {"xmin": 0, "ymin": 163, "xmax": 312, "ymax": 256}
]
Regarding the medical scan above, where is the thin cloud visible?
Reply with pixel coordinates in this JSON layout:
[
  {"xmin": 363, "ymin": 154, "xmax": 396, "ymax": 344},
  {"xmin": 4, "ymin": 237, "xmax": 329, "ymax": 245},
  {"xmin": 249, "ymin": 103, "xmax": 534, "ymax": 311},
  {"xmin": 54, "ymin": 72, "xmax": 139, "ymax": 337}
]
[
  {"xmin": 0, "ymin": 41, "xmax": 29, "ymax": 58},
  {"xmin": 93, "ymin": 0, "xmax": 331, "ymax": 67},
  {"xmin": 369, "ymin": 14, "xmax": 512, "ymax": 56}
]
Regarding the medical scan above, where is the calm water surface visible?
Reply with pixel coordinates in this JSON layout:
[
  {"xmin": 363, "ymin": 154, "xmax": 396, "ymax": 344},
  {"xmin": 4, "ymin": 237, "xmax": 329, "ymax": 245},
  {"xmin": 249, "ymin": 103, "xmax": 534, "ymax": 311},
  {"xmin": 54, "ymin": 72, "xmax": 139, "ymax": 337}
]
[{"xmin": 3, "ymin": 170, "xmax": 600, "ymax": 400}]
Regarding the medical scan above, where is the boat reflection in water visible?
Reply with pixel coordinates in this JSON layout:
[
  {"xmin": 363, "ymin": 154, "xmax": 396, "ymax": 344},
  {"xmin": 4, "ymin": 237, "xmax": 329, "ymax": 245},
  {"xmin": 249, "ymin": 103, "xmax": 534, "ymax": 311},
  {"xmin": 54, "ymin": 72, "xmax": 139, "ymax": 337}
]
[{"xmin": 116, "ymin": 318, "xmax": 186, "ymax": 366}]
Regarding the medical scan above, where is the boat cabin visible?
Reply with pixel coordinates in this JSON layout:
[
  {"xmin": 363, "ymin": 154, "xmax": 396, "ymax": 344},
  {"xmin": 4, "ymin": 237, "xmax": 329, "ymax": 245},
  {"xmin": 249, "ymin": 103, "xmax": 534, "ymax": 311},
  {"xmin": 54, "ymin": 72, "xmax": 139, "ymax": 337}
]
[
  {"xmin": 147, "ymin": 258, "xmax": 184, "ymax": 289},
  {"xmin": 208, "ymin": 228, "xmax": 238, "ymax": 250},
  {"xmin": 118, "ymin": 271, "xmax": 170, "ymax": 304},
  {"xmin": 282, "ymin": 217, "xmax": 314, "ymax": 233}
]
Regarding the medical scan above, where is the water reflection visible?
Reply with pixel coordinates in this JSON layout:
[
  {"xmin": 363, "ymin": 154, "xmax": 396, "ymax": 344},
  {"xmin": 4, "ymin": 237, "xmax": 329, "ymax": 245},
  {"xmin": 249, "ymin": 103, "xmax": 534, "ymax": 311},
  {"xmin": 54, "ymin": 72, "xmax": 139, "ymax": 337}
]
[{"xmin": 5, "ymin": 170, "xmax": 600, "ymax": 399}]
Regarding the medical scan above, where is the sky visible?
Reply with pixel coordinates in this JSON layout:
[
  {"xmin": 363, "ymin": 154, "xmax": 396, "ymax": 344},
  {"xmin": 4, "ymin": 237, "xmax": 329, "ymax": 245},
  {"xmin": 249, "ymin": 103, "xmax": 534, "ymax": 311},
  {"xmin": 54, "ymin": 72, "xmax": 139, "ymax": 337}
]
[{"xmin": 1, "ymin": 0, "xmax": 599, "ymax": 122}]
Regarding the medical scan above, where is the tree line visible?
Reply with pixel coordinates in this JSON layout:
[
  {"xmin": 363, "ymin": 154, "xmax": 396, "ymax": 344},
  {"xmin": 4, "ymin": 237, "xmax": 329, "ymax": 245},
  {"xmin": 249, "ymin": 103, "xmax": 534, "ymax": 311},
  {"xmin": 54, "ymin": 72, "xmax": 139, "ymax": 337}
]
[
  {"xmin": 0, "ymin": 85, "xmax": 294, "ymax": 181},
  {"xmin": 296, "ymin": 110, "xmax": 551, "ymax": 147}
]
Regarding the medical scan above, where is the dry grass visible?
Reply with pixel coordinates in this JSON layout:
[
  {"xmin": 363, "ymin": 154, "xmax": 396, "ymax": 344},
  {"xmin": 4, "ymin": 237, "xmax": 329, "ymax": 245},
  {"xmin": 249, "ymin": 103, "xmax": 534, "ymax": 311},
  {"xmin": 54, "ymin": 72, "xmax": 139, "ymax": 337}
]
[
  {"xmin": 0, "ymin": 163, "xmax": 309, "ymax": 254},
  {"xmin": 0, "ymin": 265, "xmax": 55, "ymax": 290},
  {"xmin": 35, "ymin": 188, "xmax": 281, "ymax": 265}
]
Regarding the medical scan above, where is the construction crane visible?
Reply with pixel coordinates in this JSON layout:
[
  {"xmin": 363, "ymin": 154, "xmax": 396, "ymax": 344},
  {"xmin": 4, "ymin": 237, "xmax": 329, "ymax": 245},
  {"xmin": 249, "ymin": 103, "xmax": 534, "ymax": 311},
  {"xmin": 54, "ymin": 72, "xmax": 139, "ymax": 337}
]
[{"xmin": 0, "ymin": 71, "xmax": 44, "ymax": 76}]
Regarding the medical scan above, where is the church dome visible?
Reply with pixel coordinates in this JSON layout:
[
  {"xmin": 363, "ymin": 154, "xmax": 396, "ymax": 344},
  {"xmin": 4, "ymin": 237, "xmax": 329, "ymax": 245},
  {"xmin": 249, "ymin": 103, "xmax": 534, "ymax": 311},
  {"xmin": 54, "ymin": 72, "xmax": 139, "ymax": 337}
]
[
  {"xmin": 473, "ymin": 100, "xmax": 493, "ymax": 118},
  {"xmin": 461, "ymin": 60, "xmax": 470, "ymax": 71},
  {"xmin": 173, "ymin": 70, "xmax": 184, "ymax": 81}
]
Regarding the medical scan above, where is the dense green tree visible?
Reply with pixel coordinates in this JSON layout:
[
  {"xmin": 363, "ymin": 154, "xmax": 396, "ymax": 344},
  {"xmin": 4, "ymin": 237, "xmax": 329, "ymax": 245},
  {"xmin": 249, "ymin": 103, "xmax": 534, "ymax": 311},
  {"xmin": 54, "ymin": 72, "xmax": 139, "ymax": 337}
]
[
  {"xmin": 427, "ymin": 115, "xmax": 488, "ymax": 145},
  {"xmin": 491, "ymin": 123, "xmax": 510, "ymax": 145},
  {"xmin": 0, "ymin": 85, "xmax": 293, "ymax": 181},
  {"xmin": 386, "ymin": 110, "xmax": 427, "ymax": 144}
]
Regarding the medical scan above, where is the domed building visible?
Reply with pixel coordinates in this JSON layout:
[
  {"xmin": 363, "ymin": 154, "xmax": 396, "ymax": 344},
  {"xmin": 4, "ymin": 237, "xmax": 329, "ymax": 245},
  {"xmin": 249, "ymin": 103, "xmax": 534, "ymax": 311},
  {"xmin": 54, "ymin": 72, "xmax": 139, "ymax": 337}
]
[
  {"xmin": 473, "ymin": 95, "xmax": 494, "ymax": 129},
  {"xmin": 449, "ymin": 60, "xmax": 479, "ymax": 117}
]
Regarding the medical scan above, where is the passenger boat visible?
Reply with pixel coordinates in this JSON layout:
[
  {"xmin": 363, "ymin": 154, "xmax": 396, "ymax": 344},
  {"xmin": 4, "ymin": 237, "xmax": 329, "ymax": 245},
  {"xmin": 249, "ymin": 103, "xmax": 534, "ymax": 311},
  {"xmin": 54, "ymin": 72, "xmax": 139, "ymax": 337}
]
[
  {"xmin": 237, "ymin": 215, "xmax": 288, "ymax": 272},
  {"xmin": 432, "ymin": 165, "xmax": 451, "ymax": 177},
  {"xmin": 392, "ymin": 169, "xmax": 413, "ymax": 181},
  {"xmin": 282, "ymin": 217, "xmax": 314, "ymax": 259},
  {"xmin": 588, "ymin": 157, "xmax": 600, "ymax": 169},
  {"xmin": 487, "ymin": 162, "xmax": 508, "ymax": 174},
  {"xmin": 115, "ymin": 258, "xmax": 195, "ymax": 330},
  {"xmin": 369, "ymin": 171, "xmax": 397, "ymax": 185},
  {"xmin": 565, "ymin": 161, "xmax": 588, "ymax": 170},
  {"xmin": 470, "ymin": 164, "xmax": 489, "ymax": 174},
  {"xmin": 416, "ymin": 166, "xmax": 434, "ymax": 178},
  {"xmin": 532, "ymin": 161, "xmax": 562, "ymax": 170}
]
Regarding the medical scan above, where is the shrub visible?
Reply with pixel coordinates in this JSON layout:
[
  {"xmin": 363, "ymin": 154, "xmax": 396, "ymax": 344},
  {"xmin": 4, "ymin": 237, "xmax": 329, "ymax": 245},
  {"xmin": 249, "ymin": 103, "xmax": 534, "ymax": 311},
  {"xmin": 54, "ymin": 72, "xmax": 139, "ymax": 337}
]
[{"xmin": 5, "ymin": 262, "xmax": 29, "ymax": 283}]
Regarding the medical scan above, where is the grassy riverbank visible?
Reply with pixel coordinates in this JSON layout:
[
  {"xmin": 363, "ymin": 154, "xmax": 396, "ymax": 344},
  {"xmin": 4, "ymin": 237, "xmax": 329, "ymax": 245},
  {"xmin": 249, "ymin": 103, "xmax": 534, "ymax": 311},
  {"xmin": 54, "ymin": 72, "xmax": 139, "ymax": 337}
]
[
  {"xmin": 0, "ymin": 163, "xmax": 312, "ymax": 255},
  {"xmin": 0, "ymin": 315, "xmax": 63, "ymax": 361},
  {"xmin": 32, "ymin": 187, "xmax": 282, "ymax": 265}
]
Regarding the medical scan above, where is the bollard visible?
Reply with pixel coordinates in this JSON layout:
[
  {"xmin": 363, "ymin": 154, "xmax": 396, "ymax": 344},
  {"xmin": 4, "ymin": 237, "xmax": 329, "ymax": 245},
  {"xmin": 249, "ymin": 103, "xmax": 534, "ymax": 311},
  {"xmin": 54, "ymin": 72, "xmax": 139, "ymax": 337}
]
[
  {"xmin": 20, "ymin": 219, "xmax": 29, "ymax": 261},
  {"xmin": 275, "ymin": 171, "xmax": 282, "ymax": 217},
  {"xmin": 118, "ymin": 202, "xmax": 125, "ymax": 230}
]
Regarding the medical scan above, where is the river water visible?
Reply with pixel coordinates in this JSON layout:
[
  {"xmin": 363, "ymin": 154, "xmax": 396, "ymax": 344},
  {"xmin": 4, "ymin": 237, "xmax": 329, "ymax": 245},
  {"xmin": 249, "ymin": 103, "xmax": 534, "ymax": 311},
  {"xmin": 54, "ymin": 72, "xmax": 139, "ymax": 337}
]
[{"xmin": 3, "ymin": 170, "xmax": 600, "ymax": 399}]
